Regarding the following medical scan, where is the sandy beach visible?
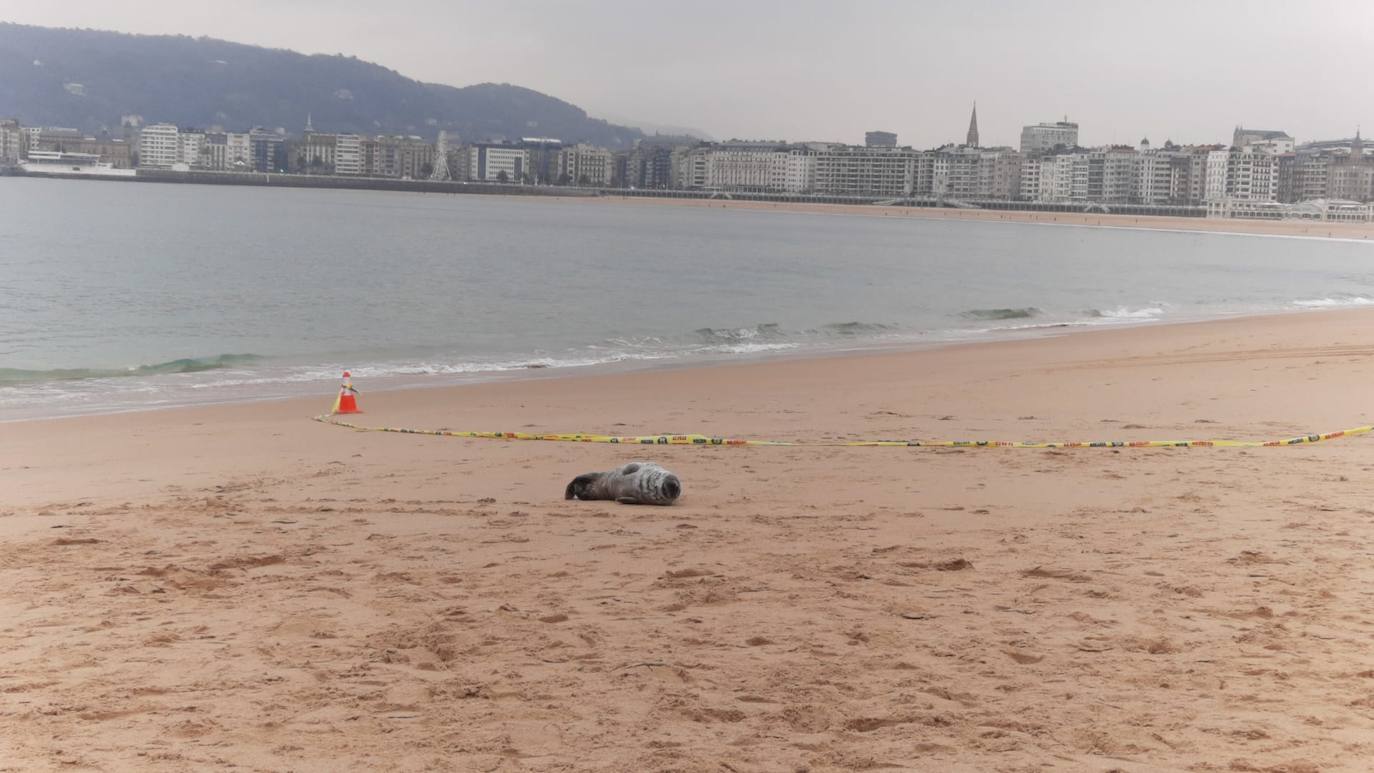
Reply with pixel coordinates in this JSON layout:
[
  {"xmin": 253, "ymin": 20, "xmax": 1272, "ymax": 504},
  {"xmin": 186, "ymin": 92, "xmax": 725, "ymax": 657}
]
[{"xmin": 4, "ymin": 308, "xmax": 1374, "ymax": 771}]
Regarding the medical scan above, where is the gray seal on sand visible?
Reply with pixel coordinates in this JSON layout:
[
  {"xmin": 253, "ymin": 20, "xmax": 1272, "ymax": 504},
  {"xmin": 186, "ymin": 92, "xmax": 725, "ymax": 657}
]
[{"xmin": 565, "ymin": 462, "xmax": 682, "ymax": 505}]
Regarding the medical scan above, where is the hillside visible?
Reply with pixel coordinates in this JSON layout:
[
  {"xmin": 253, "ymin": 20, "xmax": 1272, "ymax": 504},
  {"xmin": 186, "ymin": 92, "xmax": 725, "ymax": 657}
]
[{"xmin": 0, "ymin": 23, "xmax": 644, "ymax": 147}]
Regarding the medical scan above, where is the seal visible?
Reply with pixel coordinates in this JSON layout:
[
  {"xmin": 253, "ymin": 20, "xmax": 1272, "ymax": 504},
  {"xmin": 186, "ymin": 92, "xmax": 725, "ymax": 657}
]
[{"xmin": 565, "ymin": 462, "xmax": 682, "ymax": 505}]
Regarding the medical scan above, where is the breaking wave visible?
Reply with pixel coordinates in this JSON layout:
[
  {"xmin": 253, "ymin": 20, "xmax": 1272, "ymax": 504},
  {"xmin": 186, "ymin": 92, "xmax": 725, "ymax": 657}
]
[
  {"xmin": 959, "ymin": 307, "xmax": 1042, "ymax": 321},
  {"xmin": 816, "ymin": 321, "xmax": 900, "ymax": 336},
  {"xmin": 0, "ymin": 354, "xmax": 264, "ymax": 386},
  {"xmin": 1084, "ymin": 306, "xmax": 1167, "ymax": 320},
  {"xmin": 693, "ymin": 323, "xmax": 785, "ymax": 343},
  {"xmin": 1292, "ymin": 295, "xmax": 1374, "ymax": 308}
]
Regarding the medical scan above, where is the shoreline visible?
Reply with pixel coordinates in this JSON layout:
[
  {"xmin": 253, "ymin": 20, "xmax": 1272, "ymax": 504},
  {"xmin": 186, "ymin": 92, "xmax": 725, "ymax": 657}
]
[
  {"xmin": 9, "ymin": 172, "xmax": 1373, "ymax": 240},
  {"xmin": 5, "ymin": 305, "xmax": 1374, "ymax": 769},
  {"xmin": 2, "ymin": 303, "xmax": 1367, "ymax": 426},
  {"xmin": 592, "ymin": 193, "xmax": 1374, "ymax": 240}
]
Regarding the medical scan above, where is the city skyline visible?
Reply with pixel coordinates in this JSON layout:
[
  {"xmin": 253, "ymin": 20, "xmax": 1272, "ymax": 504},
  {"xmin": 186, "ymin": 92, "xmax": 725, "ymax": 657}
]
[
  {"xmin": 2, "ymin": 0, "xmax": 1371, "ymax": 149},
  {"xmin": 10, "ymin": 112, "xmax": 1371, "ymax": 220}
]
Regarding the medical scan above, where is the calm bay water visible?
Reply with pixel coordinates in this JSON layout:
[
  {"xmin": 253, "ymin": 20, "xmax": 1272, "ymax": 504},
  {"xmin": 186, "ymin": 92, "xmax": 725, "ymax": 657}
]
[{"xmin": 2, "ymin": 177, "xmax": 1372, "ymax": 419}]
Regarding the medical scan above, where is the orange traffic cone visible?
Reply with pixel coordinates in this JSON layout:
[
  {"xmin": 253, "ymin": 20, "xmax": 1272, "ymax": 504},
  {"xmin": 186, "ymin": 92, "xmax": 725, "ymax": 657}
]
[{"xmin": 332, "ymin": 371, "xmax": 361, "ymax": 415}]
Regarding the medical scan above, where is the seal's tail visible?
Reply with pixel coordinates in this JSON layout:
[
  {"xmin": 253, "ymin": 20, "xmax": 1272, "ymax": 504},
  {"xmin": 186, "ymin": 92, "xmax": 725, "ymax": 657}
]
[{"xmin": 565, "ymin": 472, "xmax": 603, "ymax": 500}]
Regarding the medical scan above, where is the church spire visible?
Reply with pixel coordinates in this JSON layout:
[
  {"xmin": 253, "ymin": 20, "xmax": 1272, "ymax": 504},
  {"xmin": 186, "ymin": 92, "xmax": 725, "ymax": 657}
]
[
  {"xmin": 305, "ymin": 112, "xmax": 314, "ymax": 133},
  {"xmin": 966, "ymin": 102, "xmax": 979, "ymax": 148}
]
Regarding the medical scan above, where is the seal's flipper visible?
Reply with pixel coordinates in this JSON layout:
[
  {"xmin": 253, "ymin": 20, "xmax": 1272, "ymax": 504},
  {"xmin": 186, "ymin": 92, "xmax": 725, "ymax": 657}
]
[{"xmin": 616, "ymin": 496, "xmax": 640, "ymax": 505}]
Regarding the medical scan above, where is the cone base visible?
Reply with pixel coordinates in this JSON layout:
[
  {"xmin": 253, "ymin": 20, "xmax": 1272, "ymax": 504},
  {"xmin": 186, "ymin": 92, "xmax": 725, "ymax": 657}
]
[{"xmin": 333, "ymin": 394, "xmax": 361, "ymax": 415}]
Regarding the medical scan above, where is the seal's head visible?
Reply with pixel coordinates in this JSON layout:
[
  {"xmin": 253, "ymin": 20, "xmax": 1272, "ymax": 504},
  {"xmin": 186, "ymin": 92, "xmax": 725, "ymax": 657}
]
[
  {"xmin": 660, "ymin": 474, "xmax": 681, "ymax": 501},
  {"xmin": 565, "ymin": 472, "xmax": 605, "ymax": 500}
]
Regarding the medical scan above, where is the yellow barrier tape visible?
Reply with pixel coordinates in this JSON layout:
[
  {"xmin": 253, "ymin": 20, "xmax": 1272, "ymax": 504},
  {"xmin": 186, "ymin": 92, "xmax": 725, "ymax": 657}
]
[{"xmin": 313, "ymin": 415, "xmax": 1372, "ymax": 449}]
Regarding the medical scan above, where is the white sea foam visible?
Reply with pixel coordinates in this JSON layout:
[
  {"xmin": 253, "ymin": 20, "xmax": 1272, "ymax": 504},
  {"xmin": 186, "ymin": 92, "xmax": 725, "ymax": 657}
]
[
  {"xmin": 1093, "ymin": 306, "xmax": 1167, "ymax": 320},
  {"xmin": 1292, "ymin": 296, "xmax": 1374, "ymax": 308}
]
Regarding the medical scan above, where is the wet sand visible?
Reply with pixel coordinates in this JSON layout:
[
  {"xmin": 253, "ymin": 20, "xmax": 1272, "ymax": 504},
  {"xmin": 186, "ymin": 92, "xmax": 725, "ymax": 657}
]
[{"xmin": 3, "ymin": 309, "xmax": 1374, "ymax": 771}]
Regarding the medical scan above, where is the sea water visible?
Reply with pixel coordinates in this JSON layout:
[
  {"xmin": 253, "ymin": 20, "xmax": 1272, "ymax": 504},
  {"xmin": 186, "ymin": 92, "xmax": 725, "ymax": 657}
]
[{"xmin": 2, "ymin": 177, "xmax": 1372, "ymax": 419}]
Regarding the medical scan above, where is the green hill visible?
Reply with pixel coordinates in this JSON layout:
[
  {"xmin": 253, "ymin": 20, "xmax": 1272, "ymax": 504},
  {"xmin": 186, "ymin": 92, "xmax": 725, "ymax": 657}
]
[{"xmin": 0, "ymin": 23, "xmax": 644, "ymax": 147}]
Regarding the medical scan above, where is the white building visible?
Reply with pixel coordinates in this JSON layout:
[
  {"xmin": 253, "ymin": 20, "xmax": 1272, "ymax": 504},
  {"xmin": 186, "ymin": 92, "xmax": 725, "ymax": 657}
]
[
  {"xmin": 334, "ymin": 134, "xmax": 363, "ymax": 175},
  {"xmin": 1208, "ymin": 197, "xmax": 1371, "ymax": 222},
  {"xmin": 1021, "ymin": 150, "xmax": 1140, "ymax": 204},
  {"xmin": 1018, "ymin": 155, "xmax": 1042, "ymax": 199},
  {"xmin": 138, "ymin": 123, "xmax": 180, "ymax": 168},
  {"xmin": 1130, "ymin": 147, "xmax": 1214, "ymax": 206},
  {"xmin": 1094, "ymin": 148, "xmax": 1138, "ymax": 203},
  {"xmin": 1204, "ymin": 149, "xmax": 1230, "ymax": 201},
  {"xmin": 22, "ymin": 126, "xmax": 44, "ymax": 154},
  {"xmin": 768, "ymin": 146, "xmax": 817, "ymax": 193},
  {"xmin": 225, "ymin": 133, "xmax": 253, "ymax": 169},
  {"xmin": 1225, "ymin": 149, "xmax": 1280, "ymax": 201},
  {"xmin": 1020, "ymin": 153, "xmax": 1068, "ymax": 202},
  {"xmin": 929, "ymin": 147, "xmax": 1021, "ymax": 200},
  {"xmin": 703, "ymin": 143, "xmax": 784, "ymax": 191},
  {"xmin": 674, "ymin": 147, "xmax": 709, "ymax": 189},
  {"xmin": 978, "ymin": 149, "xmax": 1023, "ymax": 200},
  {"xmin": 177, "ymin": 131, "xmax": 205, "ymax": 167},
  {"xmin": 1020, "ymin": 121, "xmax": 1079, "ymax": 154},
  {"xmin": 932, "ymin": 146, "xmax": 982, "ymax": 199},
  {"xmin": 668, "ymin": 142, "xmax": 816, "ymax": 193},
  {"xmin": 1288, "ymin": 198, "xmax": 1373, "ymax": 221},
  {"xmin": 813, "ymin": 145, "xmax": 915, "ymax": 197},
  {"xmin": 1134, "ymin": 150, "xmax": 1173, "ymax": 204},
  {"xmin": 467, "ymin": 144, "xmax": 528, "ymax": 182}
]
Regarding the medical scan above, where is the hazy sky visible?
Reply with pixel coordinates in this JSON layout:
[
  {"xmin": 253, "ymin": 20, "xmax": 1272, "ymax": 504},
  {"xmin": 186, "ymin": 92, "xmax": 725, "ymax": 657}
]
[{"xmin": 3, "ymin": 0, "xmax": 1372, "ymax": 147}]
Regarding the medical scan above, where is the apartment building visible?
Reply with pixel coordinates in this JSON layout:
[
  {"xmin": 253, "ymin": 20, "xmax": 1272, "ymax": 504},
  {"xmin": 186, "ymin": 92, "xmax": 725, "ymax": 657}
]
[
  {"xmin": 177, "ymin": 131, "xmax": 205, "ymax": 167},
  {"xmin": 0, "ymin": 119, "xmax": 23, "ymax": 163},
  {"xmin": 1020, "ymin": 121, "xmax": 1079, "ymax": 154},
  {"xmin": 467, "ymin": 144, "xmax": 528, "ymax": 182},
  {"xmin": 932, "ymin": 146, "xmax": 982, "ymax": 198},
  {"xmin": 519, "ymin": 138, "xmax": 563, "ymax": 184},
  {"xmin": 333, "ymin": 134, "xmax": 362, "ymax": 175},
  {"xmin": 979, "ymin": 149, "xmax": 1023, "ymax": 200},
  {"xmin": 226, "ymin": 133, "xmax": 253, "ymax": 169},
  {"xmin": 674, "ymin": 147, "xmax": 708, "ymax": 189},
  {"xmin": 1225, "ymin": 149, "xmax": 1281, "ymax": 201},
  {"xmin": 813, "ymin": 145, "xmax": 917, "ymax": 197},
  {"xmin": 365, "ymin": 136, "xmax": 435, "ymax": 179},
  {"xmin": 617, "ymin": 142, "xmax": 677, "ymax": 189},
  {"xmin": 702, "ymin": 142, "xmax": 788, "ymax": 191},
  {"xmin": 138, "ymin": 123, "xmax": 180, "ymax": 168},
  {"xmin": 248, "ymin": 129, "xmax": 287, "ymax": 173},
  {"xmin": 1279, "ymin": 135, "xmax": 1373, "ymax": 203},
  {"xmin": 557, "ymin": 144, "xmax": 615, "ymax": 186}
]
